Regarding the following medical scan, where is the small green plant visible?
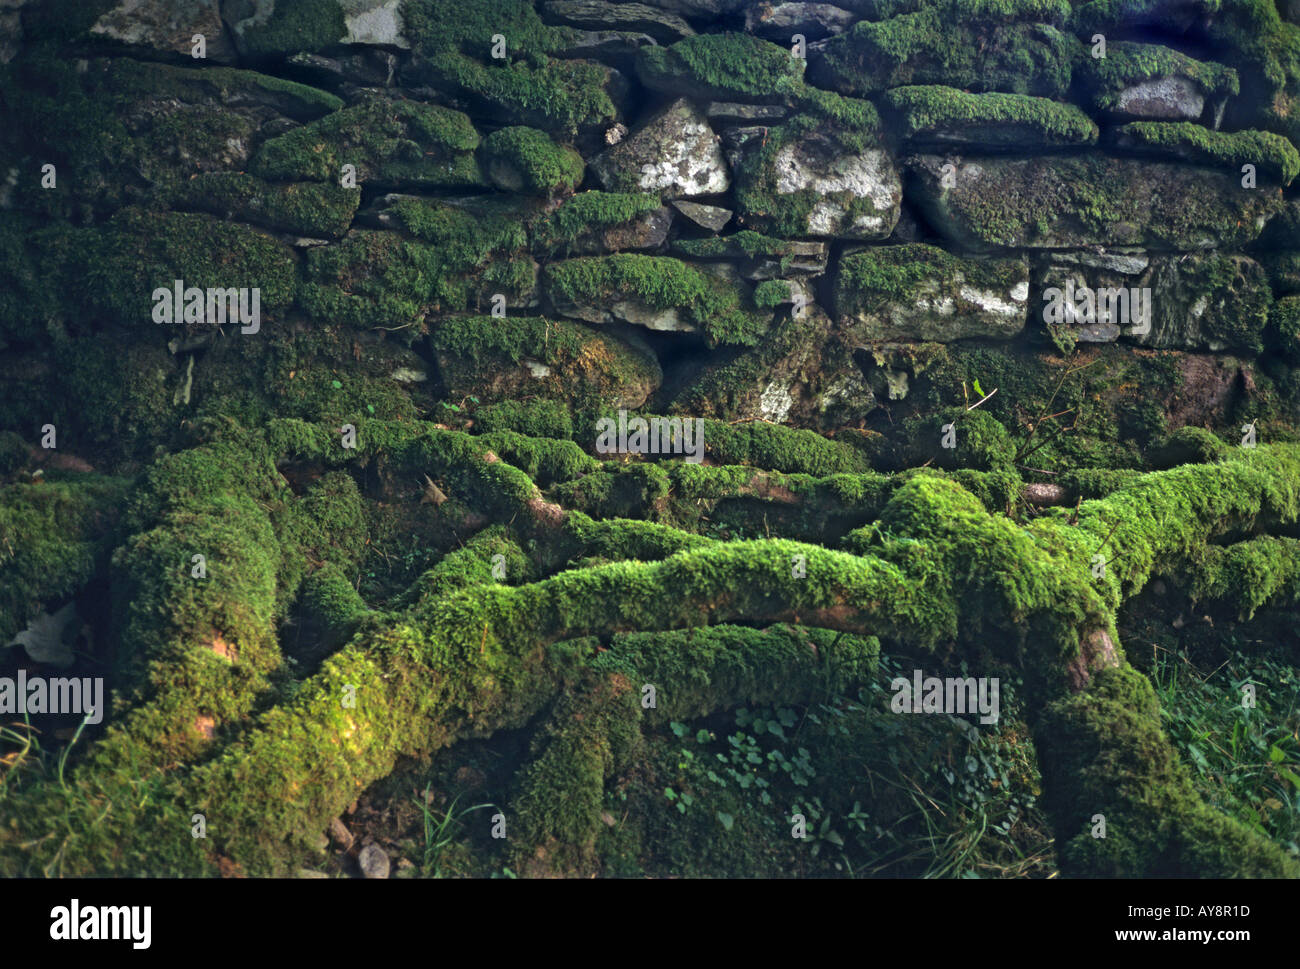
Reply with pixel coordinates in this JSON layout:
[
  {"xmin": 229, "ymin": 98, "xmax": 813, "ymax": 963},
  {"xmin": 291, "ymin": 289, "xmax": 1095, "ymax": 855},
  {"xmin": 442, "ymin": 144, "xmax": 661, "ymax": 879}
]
[{"xmin": 412, "ymin": 789, "xmax": 494, "ymax": 877}]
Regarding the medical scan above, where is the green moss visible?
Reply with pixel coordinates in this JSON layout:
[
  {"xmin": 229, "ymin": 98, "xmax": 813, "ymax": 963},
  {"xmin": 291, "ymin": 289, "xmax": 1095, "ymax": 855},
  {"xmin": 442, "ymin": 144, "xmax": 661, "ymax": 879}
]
[
  {"xmin": 915, "ymin": 153, "xmax": 1284, "ymax": 250},
  {"xmin": 300, "ymin": 218, "xmax": 532, "ymax": 332},
  {"xmin": 1183, "ymin": 535, "xmax": 1300, "ymax": 619},
  {"xmin": 732, "ymin": 117, "xmax": 896, "ymax": 238},
  {"xmin": 672, "ymin": 230, "xmax": 808, "ymax": 261},
  {"xmin": 510, "ymin": 673, "xmax": 642, "ymax": 873},
  {"xmin": 475, "ymin": 399, "xmax": 574, "ymax": 439},
  {"xmin": 636, "ymin": 33, "xmax": 805, "ymax": 102},
  {"xmin": 529, "ymin": 191, "xmax": 662, "ymax": 257},
  {"xmin": 86, "ymin": 209, "xmax": 297, "ymax": 329},
  {"xmin": 1081, "ymin": 41, "xmax": 1239, "ymax": 112},
  {"xmin": 1270, "ymin": 295, "xmax": 1300, "ymax": 362},
  {"xmin": 0, "ymin": 432, "xmax": 27, "ymax": 475},
  {"xmin": 899, "ymin": 407, "xmax": 1018, "ymax": 472},
  {"xmin": 403, "ymin": 0, "xmax": 574, "ymax": 57},
  {"xmin": 431, "ymin": 315, "xmax": 661, "ymax": 408},
  {"xmin": 53, "ymin": 341, "xmax": 179, "ymax": 459},
  {"xmin": 234, "ymin": 0, "xmax": 346, "ymax": 56},
  {"xmin": 0, "ymin": 477, "xmax": 130, "ymax": 643},
  {"xmin": 1037, "ymin": 665, "xmax": 1298, "ymax": 876},
  {"xmin": 903, "ymin": 343, "xmax": 1181, "ymax": 473},
  {"xmin": 882, "ymin": 85, "xmax": 1098, "ymax": 145},
  {"xmin": 1261, "ymin": 250, "xmax": 1300, "ymax": 294},
  {"xmin": 170, "ymin": 173, "xmax": 359, "ymax": 238},
  {"xmin": 543, "ymin": 255, "xmax": 773, "ymax": 348},
  {"xmin": 1147, "ymin": 427, "xmax": 1231, "ymax": 469},
  {"xmin": 98, "ymin": 59, "xmax": 343, "ymax": 120},
  {"xmin": 839, "ymin": 243, "xmax": 1023, "ymax": 302},
  {"xmin": 297, "ymin": 563, "xmax": 369, "ymax": 655},
  {"xmin": 251, "ymin": 98, "xmax": 484, "ymax": 188},
  {"xmin": 701, "ymin": 420, "xmax": 874, "ymax": 476},
  {"xmin": 835, "ymin": 244, "xmax": 1027, "ymax": 342},
  {"xmin": 403, "ymin": 1, "xmax": 616, "ymax": 134},
  {"xmin": 480, "ymin": 127, "xmax": 584, "ymax": 196},
  {"xmin": 754, "ymin": 280, "xmax": 792, "ymax": 310},
  {"xmin": 1113, "ymin": 121, "xmax": 1300, "ymax": 185}
]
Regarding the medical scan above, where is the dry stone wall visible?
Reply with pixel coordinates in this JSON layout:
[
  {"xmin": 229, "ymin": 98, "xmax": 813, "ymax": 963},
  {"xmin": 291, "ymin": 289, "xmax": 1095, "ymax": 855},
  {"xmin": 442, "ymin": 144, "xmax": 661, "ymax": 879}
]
[{"xmin": 0, "ymin": 0, "xmax": 1297, "ymax": 466}]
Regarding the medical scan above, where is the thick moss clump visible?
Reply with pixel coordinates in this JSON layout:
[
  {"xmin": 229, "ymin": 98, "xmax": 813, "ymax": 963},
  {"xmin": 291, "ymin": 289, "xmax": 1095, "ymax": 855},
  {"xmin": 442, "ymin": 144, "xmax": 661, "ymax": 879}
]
[
  {"xmin": 479, "ymin": 127, "xmax": 584, "ymax": 197},
  {"xmin": 299, "ymin": 214, "xmax": 534, "ymax": 333},
  {"xmin": 475, "ymin": 399, "xmax": 575, "ymax": 439},
  {"xmin": 96, "ymin": 58, "xmax": 343, "ymax": 120},
  {"xmin": 701, "ymin": 420, "xmax": 874, "ymax": 475},
  {"xmin": 882, "ymin": 85, "xmax": 1098, "ymax": 146},
  {"xmin": 0, "ymin": 477, "xmax": 130, "ymax": 643},
  {"xmin": 636, "ymin": 33, "xmax": 805, "ymax": 103},
  {"xmin": 86, "ymin": 209, "xmax": 297, "ymax": 328},
  {"xmin": 170, "ymin": 173, "xmax": 360, "ymax": 238},
  {"xmin": 1111, "ymin": 121, "xmax": 1300, "ymax": 185},
  {"xmin": 544, "ymin": 254, "xmax": 773, "ymax": 347},
  {"xmin": 1037, "ymin": 665, "xmax": 1298, "ymax": 877},
  {"xmin": 251, "ymin": 98, "xmax": 484, "ymax": 188},
  {"xmin": 232, "ymin": 0, "xmax": 347, "ymax": 56}
]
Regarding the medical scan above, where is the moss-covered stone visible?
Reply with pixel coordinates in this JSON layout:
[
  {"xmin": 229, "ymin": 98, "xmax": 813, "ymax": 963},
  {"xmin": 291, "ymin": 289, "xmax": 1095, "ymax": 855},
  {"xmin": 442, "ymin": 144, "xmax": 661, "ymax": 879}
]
[
  {"xmin": 299, "ymin": 211, "xmax": 535, "ymax": 333},
  {"xmin": 479, "ymin": 126, "xmax": 584, "ymax": 196},
  {"xmin": 635, "ymin": 32, "xmax": 805, "ymax": 103},
  {"xmin": 1110, "ymin": 121, "xmax": 1300, "ymax": 185},
  {"xmin": 732, "ymin": 118, "xmax": 901, "ymax": 239},
  {"xmin": 836, "ymin": 244, "xmax": 1029, "ymax": 342},
  {"xmin": 882, "ymin": 85, "xmax": 1098, "ymax": 147},
  {"xmin": 543, "ymin": 254, "xmax": 773, "ymax": 347},
  {"xmin": 0, "ymin": 476, "xmax": 130, "ymax": 644},
  {"xmin": 908, "ymin": 153, "xmax": 1284, "ymax": 250},
  {"xmin": 170, "ymin": 173, "xmax": 360, "ymax": 238},
  {"xmin": 86, "ymin": 208, "xmax": 297, "ymax": 329},
  {"xmin": 529, "ymin": 191, "xmax": 667, "ymax": 257},
  {"xmin": 1079, "ymin": 41, "xmax": 1239, "ymax": 118},
  {"xmin": 229, "ymin": 0, "xmax": 348, "ymax": 57},
  {"xmin": 431, "ymin": 315, "xmax": 662, "ymax": 409},
  {"xmin": 403, "ymin": 0, "xmax": 622, "ymax": 134},
  {"xmin": 251, "ymin": 97, "xmax": 485, "ymax": 188},
  {"xmin": 811, "ymin": 1, "xmax": 1076, "ymax": 97}
]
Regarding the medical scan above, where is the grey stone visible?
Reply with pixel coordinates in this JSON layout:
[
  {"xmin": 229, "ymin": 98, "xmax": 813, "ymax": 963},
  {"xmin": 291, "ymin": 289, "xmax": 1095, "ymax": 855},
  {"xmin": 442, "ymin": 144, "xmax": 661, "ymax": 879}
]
[
  {"xmin": 672, "ymin": 236, "xmax": 828, "ymax": 279},
  {"xmin": 90, "ymin": 0, "xmax": 236, "ymax": 62},
  {"xmin": 1112, "ymin": 76, "xmax": 1204, "ymax": 120},
  {"xmin": 553, "ymin": 28, "xmax": 658, "ymax": 62},
  {"xmin": 668, "ymin": 305, "xmax": 876, "ymax": 429},
  {"xmin": 339, "ymin": 0, "xmax": 410, "ymax": 48},
  {"xmin": 1037, "ymin": 253, "xmax": 1272, "ymax": 352},
  {"xmin": 745, "ymin": 2, "xmax": 856, "ymax": 41},
  {"xmin": 672, "ymin": 200, "xmax": 733, "ymax": 232},
  {"xmin": 705, "ymin": 101, "xmax": 790, "ymax": 126},
  {"xmin": 358, "ymin": 843, "xmax": 390, "ymax": 879},
  {"xmin": 835, "ymin": 248, "xmax": 1029, "ymax": 342},
  {"xmin": 1050, "ymin": 250, "xmax": 1150, "ymax": 276},
  {"xmin": 590, "ymin": 98, "xmax": 730, "ymax": 199},
  {"xmin": 328, "ymin": 817, "xmax": 354, "ymax": 850},
  {"xmin": 541, "ymin": 1, "xmax": 695, "ymax": 44}
]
